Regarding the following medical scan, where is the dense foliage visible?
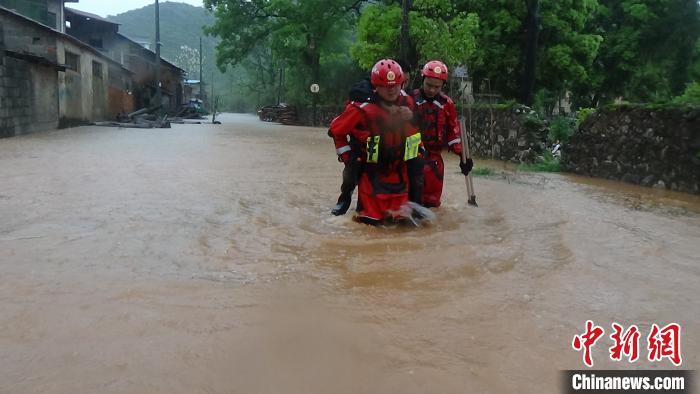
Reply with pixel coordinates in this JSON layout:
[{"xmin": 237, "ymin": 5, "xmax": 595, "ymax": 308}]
[
  {"xmin": 202, "ymin": 0, "xmax": 367, "ymax": 110},
  {"xmin": 129, "ymin": 0, "xmax": 700, "ymax": 112},
  {"xmin": 583, "ymin": 0, "xmax": 700, "ymax": 105}
]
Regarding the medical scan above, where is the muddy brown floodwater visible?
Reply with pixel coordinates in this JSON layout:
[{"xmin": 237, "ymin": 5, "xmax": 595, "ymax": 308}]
[{"xmin": 1, "ymin": 113, "xmax": 699, "ymax": 393}]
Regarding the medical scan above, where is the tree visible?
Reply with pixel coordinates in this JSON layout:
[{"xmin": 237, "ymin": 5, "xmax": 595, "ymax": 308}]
[
  {"xmin": 203, "ymin": 0, "xmax": 366, "ymax": 107},
  {"xmin": 455, "ymin": 0, "xmax": 601, "ymax": 106},
  {"xmin": 456, "ymin": 0, "xmax": 527, "ymax": 98},
  {"xmin": 536, "ymin": 0, "xmax": 602, "ymax": 106},
  {"xmin": 235, "ymin": 43, "xmax": 279, "ymax": 108},
  {"xmin": 584, "ymin": 0, "xmax": 700, "ymax": 104},
  {"xmin": 350, "ymin": 4, "xmax": 402, "ymax": 69},
  {"xmin": 174, "ymin": 45, "xmax": 203, "ymax": 79},
  {"xmin": 351, "ymin": 0, "xmax": 479, "ymax": 80}
]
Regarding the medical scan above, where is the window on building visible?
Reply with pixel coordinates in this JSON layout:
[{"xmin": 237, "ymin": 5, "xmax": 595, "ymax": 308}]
[
  {"xmin": 65, "ymin": 51, "xmax": 80, "ymax": 73},
  {"xmin": 92, "ymin": 61, "xmax": 103, "ymax": 79}
]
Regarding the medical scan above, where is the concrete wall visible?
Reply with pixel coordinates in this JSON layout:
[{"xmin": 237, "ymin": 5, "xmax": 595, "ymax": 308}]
[
  {"xmin": 0, "ymin": 0, "xmax": 64, "ymax": 30},
  {"xmin": 63, "ymin": 12, "xmax": 186, "ymax": 114},
  {"xmin": 0, "ymin": 55, "xmax": 60, "ymax": 138},
  {"xmin": 107, "ymin": 62, "xmax": 133, "ymax": 117},
  {"xmin": 563, "ymin": 106, "xmax": 700, "ymax": 194},
  {"xmin": 0, "ymin": 8, "xmax": 58, "ymax": 62},
  {"xmin": 56, "ymin": 38, "xmax": 110, "ymax": 125},
  {"xmin": 0, "ymin": 8, "xmax": 60, "ymax": 137},
  {"xmin": 1, "ymin": 4, "xmax": 119, "ymax": 135},
  {"xmin": 46, "ymin": 0, "xmax": 63, "ymax": 32}
]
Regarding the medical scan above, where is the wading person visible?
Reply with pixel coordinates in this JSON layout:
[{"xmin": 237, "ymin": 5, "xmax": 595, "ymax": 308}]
[
  {"xmin": 329, "ymin": 60, "xmax": 416, "ymax": 215},
  {"xmin": 411, "ymin": 60, "xmax": 473, "ymax": 207},
  {"xmin": 328, "ymin": 79, "xmax": 375, "ymax": 216},
  {"xmin": 329, "ymin": 59, "xmax": 422, "ymax": 224}
]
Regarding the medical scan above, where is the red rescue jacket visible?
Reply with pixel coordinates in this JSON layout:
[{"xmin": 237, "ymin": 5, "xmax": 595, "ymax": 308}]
[
  {"xmin": 411, "ymin": 89, "xmax": 462, "ymax": 155},
  {"xmin": 329, "ymin": 91, "xmax": 415, "ymax": 161}
]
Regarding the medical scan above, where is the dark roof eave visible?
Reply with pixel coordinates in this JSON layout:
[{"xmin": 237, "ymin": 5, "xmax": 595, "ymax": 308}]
[
  {"xmin": 0, "ymin": 6, "xmax": 126, "ymax": 71},
  {"xmin": 115, "ymin": 33, "xmax": 186, "ymax": 73},
  {"xmin": 65, "ymin": 7, "xmax": 120, "ymax": 26}
]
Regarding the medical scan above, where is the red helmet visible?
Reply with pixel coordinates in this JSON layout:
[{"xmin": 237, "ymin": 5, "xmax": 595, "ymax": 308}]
[
  {"xmin": 371, "ymin": 59, "xmax": 405, "ymax": 87},
  {"xmin": 422, "ymin": 60, "xmax": 448, "ymax": 81}
]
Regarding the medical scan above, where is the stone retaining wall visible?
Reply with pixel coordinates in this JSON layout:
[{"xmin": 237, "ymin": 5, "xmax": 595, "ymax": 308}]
[
  {"xmin": 562, "ymin": 106, "xmax": 700, "ymax": 194},
  {"xmin": 463, "ymin": 106, "xmax": 546, "ymax": 163},
  {"xmin": 300, "ymin": 104, "xmax": 546, "ymax": 163}
]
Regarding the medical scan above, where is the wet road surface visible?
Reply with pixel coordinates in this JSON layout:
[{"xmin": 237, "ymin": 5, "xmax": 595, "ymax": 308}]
[{"xmin": 1, "ymin": 113, "xmax": 699, "ymax": 393}]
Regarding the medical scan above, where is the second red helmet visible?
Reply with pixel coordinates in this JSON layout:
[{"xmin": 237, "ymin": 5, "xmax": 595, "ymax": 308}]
[{"xmin": 422, "ymin": 60, "xmax": 448, "ymax": 81}]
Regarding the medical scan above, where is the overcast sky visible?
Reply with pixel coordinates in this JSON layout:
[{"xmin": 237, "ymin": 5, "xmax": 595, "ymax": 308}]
[{"xmin": 68, "ymin": 0, "xmax": 204, "ymax": 17}]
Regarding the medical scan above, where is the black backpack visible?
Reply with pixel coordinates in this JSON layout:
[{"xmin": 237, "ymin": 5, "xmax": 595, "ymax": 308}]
[{"xmin": 348, "ymin": 77, "xmax": 375, "ymax": 103}]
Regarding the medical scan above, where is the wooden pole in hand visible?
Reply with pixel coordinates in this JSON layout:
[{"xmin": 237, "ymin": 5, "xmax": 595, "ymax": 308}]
[{"xmin": 459, "ymin": 115, "xmax": 477, "ymax": 206}]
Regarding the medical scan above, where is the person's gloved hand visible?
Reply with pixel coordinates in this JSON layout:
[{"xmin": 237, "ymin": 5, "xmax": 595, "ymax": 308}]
[
  {"xmin": 398, "ymin": 106, "xmax": 413, "ymax": 121},
  {"xmin": 459, "ymin": 158, "xmax": 474, "ymax": 175},
  {"xmin": 338, "ymin": 152, "xmax": 351, "ymax": 163}
]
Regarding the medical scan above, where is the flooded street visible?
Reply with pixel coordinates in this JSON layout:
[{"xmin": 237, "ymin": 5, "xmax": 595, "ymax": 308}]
[{"xmin": 1, "ymin": 113, "xmax": 699, "ymax": 393}]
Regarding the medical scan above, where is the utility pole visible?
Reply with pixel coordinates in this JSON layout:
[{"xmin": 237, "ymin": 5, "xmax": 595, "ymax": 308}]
[
  {"xmin": 211, "ymin": 71, "xmax": 215, "ymax": 122},
  {"xmin": 199, "ymin": 37, "xmax": 203, "ymax": 86},
  {"xmin": 277, "ymin": 64, "xmax": 284, "ymax": 105},
  {"xmin": 308, "ymin": 35, "xmax": 320, "ymax": 127},
  {"xmin": 154, "ymin": 0, "xmax": 162, "ymax": 115}
]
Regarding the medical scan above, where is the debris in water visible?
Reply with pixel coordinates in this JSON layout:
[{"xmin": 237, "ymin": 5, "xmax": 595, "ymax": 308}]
[{"xmin": 387, "ymin": 202, "xmax": 437, "ymax": 227}]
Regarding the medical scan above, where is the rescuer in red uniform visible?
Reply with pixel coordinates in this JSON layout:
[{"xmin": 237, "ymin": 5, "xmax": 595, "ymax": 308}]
[
  {"xmin": 329, "ymin": 59, "xmax": 422, "ymax": 224},
  {"xmin": 411, "ymin": 60, "xmax": 473, "ymax": 207}
]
